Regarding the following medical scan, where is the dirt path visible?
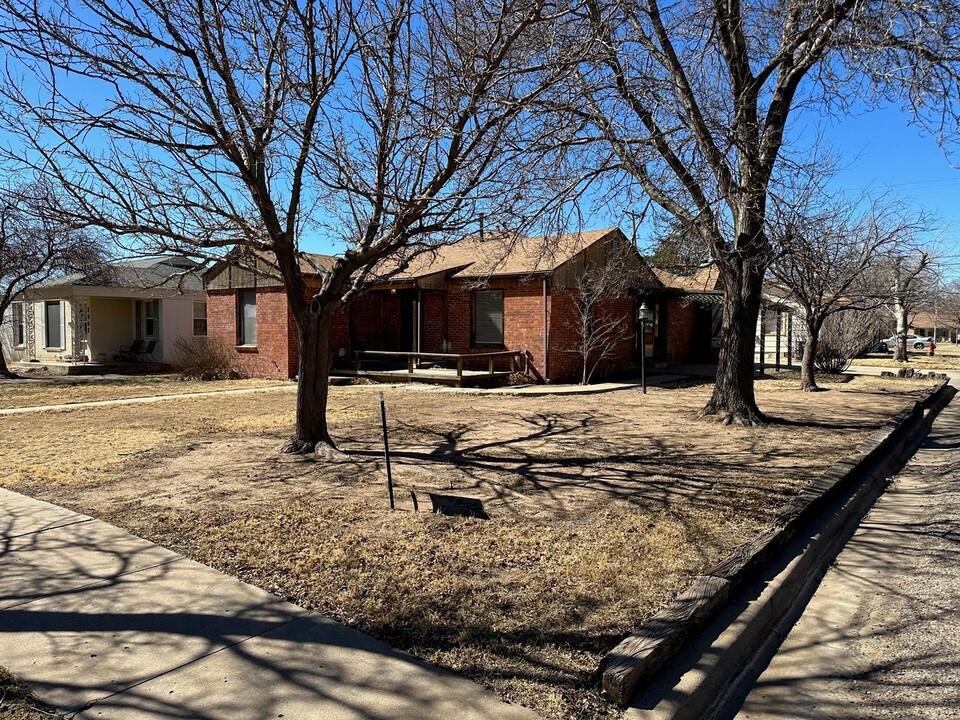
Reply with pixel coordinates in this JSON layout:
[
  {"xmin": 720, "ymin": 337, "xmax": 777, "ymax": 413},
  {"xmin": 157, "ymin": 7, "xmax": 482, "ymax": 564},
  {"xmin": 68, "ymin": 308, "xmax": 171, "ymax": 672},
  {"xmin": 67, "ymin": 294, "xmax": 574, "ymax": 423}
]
[{"xmin": 736, "ymin": 388, "xmax": 960, "ymax": 719}]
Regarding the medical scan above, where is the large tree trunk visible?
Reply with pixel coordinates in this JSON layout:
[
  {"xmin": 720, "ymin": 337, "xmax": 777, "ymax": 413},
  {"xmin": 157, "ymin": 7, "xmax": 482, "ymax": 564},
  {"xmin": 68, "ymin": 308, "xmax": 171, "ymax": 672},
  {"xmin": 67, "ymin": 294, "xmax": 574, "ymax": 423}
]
[
  {"xmin": 893, "ymin": 302, "xmax": 909, "ymax": 362},
  {"xmin": 0, "ymin": 346, "xmax": 14, "ymax": 378},
  {"xmin": 701, "ymin": 258, "xmax": 766, "ymax": 425},
  {"xmin": 279, "ymin": 303, "xmax": 338, "ymax": 454},
  {"xmin": 799, "ymin": 316, "xmax": 823, "ymax": 392},
  {"xmin": 0, "ymin": 300, "xmax": 16, "ymax": 378}
]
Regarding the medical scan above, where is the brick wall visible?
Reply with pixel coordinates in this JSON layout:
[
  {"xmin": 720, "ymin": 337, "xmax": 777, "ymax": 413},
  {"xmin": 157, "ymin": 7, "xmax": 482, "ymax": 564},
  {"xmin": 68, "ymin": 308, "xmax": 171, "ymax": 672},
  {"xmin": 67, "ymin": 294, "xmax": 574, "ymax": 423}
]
[
  {"xmin": 210, "ymin": 279, "xmax": 644, "ymax": 382},
  {"xmin": 208, "ymin": 287, "xmax": 293, "ymax": 379},
  {"xmin": 422, "ymin": 290, "xmax": 446, "ymax": 352},
  {"xmin": 445, "ymin": 278, "xmax": 549, "ymax": 378},
  {"xmin": 548, "ymin": 289, "xmax": 635, "ymax": 382},
  {"xmin": 664, "ymin": 297, "xmax": 695, "ymax": 364}
]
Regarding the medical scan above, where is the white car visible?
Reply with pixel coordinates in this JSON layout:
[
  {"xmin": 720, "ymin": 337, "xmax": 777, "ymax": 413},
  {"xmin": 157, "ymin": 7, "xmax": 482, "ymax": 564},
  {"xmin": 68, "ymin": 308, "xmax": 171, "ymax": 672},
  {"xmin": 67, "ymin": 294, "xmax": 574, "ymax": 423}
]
[{"xmin": 877, "ymin": 334, "xmax": 933, "ymax": 351}]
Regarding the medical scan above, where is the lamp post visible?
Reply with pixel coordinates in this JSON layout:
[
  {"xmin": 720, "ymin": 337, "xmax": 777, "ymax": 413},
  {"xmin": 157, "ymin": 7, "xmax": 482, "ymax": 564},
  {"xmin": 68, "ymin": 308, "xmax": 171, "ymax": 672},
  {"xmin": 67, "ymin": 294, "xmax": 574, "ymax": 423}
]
[{"xmin": 638, "ymin": 302, "xmax": 654, "ymax": 394}]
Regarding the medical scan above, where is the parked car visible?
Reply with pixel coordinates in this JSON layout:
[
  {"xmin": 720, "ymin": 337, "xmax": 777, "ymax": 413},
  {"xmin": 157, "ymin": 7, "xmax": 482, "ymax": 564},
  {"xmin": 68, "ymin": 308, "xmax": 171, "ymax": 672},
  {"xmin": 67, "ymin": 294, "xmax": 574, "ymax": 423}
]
[{"xmin": 877, "ymin": 334, "xmax": 933, "ymax": 352}]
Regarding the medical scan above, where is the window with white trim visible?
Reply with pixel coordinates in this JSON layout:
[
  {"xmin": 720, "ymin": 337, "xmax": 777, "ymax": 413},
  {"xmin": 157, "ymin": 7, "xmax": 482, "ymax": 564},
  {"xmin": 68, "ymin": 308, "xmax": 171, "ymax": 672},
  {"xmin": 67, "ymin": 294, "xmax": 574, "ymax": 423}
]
[
  {"xmin": 135, "ymin": 299, "xmax": 160, "ymax": 339},
  {"xmin": 239, "ymin": 290, "xmax": 257, "ymax": 346},
  {"xmin": 12, "ymin": 302, "xmax": 25, "ymax": 347},
  {"xmin": 472, "ymin": 289, "xmax": 504, "ymax": 346},
  {"xmin": 44, "ymin": 300, "xmax": 64, "ymax": 349},
  {"xmin": 193, "ymin": 302, "xmax": 208, "ymax": 336}
]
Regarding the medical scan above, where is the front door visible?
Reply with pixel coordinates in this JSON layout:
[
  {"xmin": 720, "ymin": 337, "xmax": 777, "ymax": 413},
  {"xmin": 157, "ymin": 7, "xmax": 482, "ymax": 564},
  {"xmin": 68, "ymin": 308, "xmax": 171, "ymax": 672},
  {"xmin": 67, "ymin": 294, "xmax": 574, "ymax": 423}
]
[
  {"xmin": 398, "ymin": 290, "xmax": 417, "ymax": 352},
  {"xmin": 692, "ymin": 304, "xmax": 721, "ymax": 363}
]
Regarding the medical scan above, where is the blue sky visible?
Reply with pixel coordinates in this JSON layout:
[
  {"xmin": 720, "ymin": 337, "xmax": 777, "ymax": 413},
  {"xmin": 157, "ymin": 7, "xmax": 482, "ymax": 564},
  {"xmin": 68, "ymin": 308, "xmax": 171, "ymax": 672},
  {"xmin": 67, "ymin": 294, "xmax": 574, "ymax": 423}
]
[
  {"xmin": 299, "ymin": 103, "xmax": 960, "ymax": 267},
  {"xmin": 817, "ymin": 105, "xmax": 960, "ymax": 245}
]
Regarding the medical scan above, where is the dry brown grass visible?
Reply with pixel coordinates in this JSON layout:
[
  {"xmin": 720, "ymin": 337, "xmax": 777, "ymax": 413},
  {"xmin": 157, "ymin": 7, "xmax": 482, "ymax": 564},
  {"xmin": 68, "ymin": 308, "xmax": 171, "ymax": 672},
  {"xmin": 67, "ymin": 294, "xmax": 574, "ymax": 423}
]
[
  {"xmin": 0, "ymin": 667, "xmax": 64, "ymax": 719},
  {"xmin": 0, "ymin": 375, "xmax": 938, "ymax": 720},
  {"xmin": 0, "ymin": 375, "xmax": 289, "ymax": 410}
]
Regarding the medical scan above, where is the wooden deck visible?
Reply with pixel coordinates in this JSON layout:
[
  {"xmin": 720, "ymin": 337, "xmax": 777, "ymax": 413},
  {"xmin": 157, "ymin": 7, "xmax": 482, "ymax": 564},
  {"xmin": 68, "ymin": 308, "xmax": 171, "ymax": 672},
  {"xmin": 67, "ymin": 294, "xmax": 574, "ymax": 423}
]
[{"xmin": 338, "ymin": 350, "xmax": 524, "ymax": 388}]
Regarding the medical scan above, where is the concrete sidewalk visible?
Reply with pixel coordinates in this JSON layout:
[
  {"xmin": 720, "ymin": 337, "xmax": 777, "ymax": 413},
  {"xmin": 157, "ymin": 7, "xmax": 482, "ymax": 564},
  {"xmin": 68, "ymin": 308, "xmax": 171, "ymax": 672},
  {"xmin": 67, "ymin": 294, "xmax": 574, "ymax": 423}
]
[
  {"xmin": 0, "ymin": 488, "xmax": 536, "ymax": 719},
  {"xmin": 0, "ymin": 384, "xmax": 297, "ymax": 416},
  {"xmin": 736, "ymin": 379, "xmax": 960, "ymax": 719}
]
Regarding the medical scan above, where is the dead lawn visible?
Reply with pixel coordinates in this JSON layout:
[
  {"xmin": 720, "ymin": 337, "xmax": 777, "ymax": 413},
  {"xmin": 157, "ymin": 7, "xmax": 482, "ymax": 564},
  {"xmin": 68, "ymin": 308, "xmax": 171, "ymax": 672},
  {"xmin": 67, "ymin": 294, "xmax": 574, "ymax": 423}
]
[
  {"xmin": 0, "ymin": 667, "xmax": 64, "ymax": 720},
  {"xmin": 0, "ymin": 374, "xmax": 290, "ymax": 409},
  {"xmin": 0, "ymin": 375, "xmax": 938, "ymax": 720}
]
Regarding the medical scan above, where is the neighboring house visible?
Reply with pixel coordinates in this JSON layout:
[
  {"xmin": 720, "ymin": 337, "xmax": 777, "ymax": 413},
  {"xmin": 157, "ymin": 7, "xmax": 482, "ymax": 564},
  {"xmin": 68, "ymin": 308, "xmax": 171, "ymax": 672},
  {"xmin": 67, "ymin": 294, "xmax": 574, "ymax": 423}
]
[
  {"xmin": 204, "ymin": 228, "xmax": 719, "ymax": 383},
  {"xmin": 910, "ymin": 312, "xmax": 959, "ymax": 343},
  {"xmin": 757, "ymin": 281, "xmax": 805, "ymax": 364},
  {"xmin": 2, "ymin": 256, "xmax": 205, "ymax": 367},
  {"xmin": 651, "ymin": 264, "xmax": 725, "ymax": 364},
  {"xmin": 650, "ymin": 265, "xmax": 807, "ymax": 367}
]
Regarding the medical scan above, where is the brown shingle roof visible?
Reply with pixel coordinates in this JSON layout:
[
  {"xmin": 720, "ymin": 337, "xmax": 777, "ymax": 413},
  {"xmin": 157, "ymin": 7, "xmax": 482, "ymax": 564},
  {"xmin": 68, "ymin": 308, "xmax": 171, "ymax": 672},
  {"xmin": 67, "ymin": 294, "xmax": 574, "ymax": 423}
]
[
  {"xmin": 911, "ymin": 311, "xmax": 960, "ymax": 330},
  {"xmin": 652, "ymin": 264, "xmax": 722, "ymax": 293},
  {"xmin": 379, "ymin": 227, "xmax": 623, "ymax": 281},
  {"xmin": 202, "ymin": 249, "xmax": 338, "ymax": 283}
]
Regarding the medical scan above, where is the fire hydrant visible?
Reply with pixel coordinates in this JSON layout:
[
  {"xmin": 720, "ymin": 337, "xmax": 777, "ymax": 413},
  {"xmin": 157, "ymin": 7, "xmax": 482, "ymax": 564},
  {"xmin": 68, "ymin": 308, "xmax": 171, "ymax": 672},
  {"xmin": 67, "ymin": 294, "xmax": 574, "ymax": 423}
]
[{"xmin": 930, "ymin": 341, "xmax": 937, "ymax": 357}]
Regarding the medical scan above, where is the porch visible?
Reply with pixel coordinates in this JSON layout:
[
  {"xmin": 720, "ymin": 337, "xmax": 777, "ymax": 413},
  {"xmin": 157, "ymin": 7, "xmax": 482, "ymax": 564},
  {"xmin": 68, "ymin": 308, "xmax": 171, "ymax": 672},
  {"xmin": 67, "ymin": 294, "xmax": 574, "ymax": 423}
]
[
  {"xmin": 11, "ymin": 295, "xmax": 165, "ymax": 365},
  {"xmin": 337, "ymin": 349, "xmax": 524, "ymax": 388}
]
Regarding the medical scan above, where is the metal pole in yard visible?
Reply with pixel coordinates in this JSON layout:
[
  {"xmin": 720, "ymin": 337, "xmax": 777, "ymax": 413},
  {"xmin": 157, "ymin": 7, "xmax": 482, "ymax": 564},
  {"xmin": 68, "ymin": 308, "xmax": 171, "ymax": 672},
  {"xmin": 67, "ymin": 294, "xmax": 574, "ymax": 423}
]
[
  {"xmin": 640, "ymin": 319, "xmax": 646, "ymax": 394},
  {"xmin": 379, "ymin": 392, "xmax": 395, "ymax": 510}
]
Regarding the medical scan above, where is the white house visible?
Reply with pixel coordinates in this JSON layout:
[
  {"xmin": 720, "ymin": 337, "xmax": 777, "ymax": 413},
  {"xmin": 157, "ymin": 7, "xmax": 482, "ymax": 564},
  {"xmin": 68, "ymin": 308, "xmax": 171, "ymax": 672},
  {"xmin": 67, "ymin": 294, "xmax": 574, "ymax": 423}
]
[{"xmin": 2, "ymin": 256, "xmax": 206, "ymax": 370}]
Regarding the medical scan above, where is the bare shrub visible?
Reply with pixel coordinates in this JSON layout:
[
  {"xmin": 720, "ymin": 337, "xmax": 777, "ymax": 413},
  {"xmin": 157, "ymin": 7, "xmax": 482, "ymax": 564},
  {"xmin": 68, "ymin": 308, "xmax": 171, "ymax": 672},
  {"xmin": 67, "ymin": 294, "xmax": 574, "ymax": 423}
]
[
  {"xmin": 815, "ymin": 311, "xmax": 884, "ymax": 374},
  {"xmin": 171, "ymin": 336, "xmax": 244, "ymax": 381}
]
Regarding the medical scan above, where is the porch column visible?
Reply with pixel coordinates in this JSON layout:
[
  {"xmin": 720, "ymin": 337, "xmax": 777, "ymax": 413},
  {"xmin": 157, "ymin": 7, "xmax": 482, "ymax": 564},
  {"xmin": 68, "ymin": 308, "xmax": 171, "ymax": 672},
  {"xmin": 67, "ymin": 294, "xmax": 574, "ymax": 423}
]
[
  {"xmin": 786, "ymin": 314, "xmax": 794, "ymax": 369},
  {"xmin": 758, "ymin": 305, "xmax": 765, "ymax": 375},
  {"xmin": 775, "ymin": 309, "xmax": 782, "ymax": 372}
]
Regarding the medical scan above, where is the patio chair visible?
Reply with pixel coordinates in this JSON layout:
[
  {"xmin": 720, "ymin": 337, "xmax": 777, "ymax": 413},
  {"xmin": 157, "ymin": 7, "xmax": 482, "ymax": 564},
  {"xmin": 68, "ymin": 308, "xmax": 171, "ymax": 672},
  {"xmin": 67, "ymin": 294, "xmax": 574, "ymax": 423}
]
[
  {"xmin": 117, "ymin": 339, "xmax": 146, "ymax": 362},
  {"xmin": 138, "ymin": 339, "xmax": 158, "ymax": 362}
]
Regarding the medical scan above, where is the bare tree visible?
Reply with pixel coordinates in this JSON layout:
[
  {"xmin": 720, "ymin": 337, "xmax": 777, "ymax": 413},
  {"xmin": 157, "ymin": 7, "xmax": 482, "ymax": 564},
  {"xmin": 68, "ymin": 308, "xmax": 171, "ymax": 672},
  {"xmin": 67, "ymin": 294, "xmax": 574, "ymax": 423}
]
[
  {"xmin": 0, "ymin": 0, "xmax": 573, "ymax": 453},
  {"xmin": 0, "ymin": 183, "xmax": 102, "ymax": 377},
  {"xmin": 567, "ymin": 247, "xmax": 637, "ymax": 384},
  {"xmin": 767, "ymin": 182, "xmax": 927, "ymax": 390},
  {"xmin": 939, "ymin": 279, "xmax": 960, "ymax": 343},
  {"xmin": 881, "ymin": 250, "xmax": 935, "ymax": 362},
  {"xmin": 549, "ymin": 0, "xmax": 960, "ymax": 424}
]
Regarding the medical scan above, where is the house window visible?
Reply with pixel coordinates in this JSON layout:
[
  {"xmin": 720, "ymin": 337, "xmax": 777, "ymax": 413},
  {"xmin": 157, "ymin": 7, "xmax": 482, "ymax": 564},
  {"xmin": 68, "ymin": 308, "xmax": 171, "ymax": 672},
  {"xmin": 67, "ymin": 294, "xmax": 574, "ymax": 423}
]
[
  {"xmin": 239, "ymin": 290, "xmax": 257, "ymax": 346},
  {"xmin": 472, "ymin": 289, "xmax": 504, "ymax": 346},
  {"xmin": 193, "ymin": 302, "xmax": 208, "ymax": 336},
  {"xmin": 134, "ymin": 299, "xmax": 160, "ymax": 339},
  {"xmin": 44, "ymin": 300, "xmax": 64, "ymax": 349},
  {"xmin": 12, "ymin": 302, "xmax": 25, "ymax": 347}
]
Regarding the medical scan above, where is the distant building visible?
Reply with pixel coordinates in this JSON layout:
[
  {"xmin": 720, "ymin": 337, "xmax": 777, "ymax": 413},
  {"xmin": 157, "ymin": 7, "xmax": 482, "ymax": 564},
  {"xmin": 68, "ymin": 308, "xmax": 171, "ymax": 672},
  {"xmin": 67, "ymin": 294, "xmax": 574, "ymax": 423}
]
[{"xmin": 2, "ymin": 256, "xmax": 204, "ymax": 370}]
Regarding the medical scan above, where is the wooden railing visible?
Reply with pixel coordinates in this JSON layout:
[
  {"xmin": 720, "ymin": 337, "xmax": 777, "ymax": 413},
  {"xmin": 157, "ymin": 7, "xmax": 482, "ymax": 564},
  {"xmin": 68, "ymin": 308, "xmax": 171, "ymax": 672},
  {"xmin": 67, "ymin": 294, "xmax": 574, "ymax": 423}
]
[{"xmin": 354, "ymin": 349, "xmax": 523, "ymax": 383}]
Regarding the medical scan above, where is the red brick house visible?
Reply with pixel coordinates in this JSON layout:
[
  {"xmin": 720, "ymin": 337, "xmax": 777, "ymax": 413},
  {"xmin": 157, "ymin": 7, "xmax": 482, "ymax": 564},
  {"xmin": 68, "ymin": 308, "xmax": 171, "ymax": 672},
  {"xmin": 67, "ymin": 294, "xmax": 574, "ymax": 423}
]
[
  {"xmin": 204, "ymin": 228, "xmax": 715, "ymax": 383},
  {"xmin": 651, "ymin": 264, "xmax": 724, "ymax": 365}
]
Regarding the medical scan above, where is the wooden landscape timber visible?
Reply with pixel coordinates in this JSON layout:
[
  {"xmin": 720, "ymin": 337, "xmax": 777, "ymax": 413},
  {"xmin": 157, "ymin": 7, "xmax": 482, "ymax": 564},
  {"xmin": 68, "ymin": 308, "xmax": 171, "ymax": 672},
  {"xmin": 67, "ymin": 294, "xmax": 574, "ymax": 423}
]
[{"xmin": 600, "ymin": 379, "xmax": 956, "ymax": 708}]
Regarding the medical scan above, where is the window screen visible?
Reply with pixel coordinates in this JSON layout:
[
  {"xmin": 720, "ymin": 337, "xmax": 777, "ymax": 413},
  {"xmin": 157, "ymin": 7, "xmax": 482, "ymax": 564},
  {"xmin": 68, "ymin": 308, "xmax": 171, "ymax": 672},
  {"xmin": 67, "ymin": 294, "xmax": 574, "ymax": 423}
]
[
  {"xmin": 45, "ymin": 301, "xmax": 63, "ymax": 348},
  {"xmin": 473, "ymin": 290, "xmax": 504, "ymax": 346},
  {"xmin": 239, "ymin": 291, "xmax": 257, "ymax": 345},
  {"xmin": 193, "ymin": 302, "xmax": 208, "ymax": 336},
  {"xmin": 144, "ymin": 300, "xmax": 158, "ymax": 338}
]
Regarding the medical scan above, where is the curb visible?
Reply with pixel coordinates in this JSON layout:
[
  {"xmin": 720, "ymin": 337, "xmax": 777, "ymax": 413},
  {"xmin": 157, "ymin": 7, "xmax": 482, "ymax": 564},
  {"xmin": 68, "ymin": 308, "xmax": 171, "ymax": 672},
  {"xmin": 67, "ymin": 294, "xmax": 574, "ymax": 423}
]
[{"xmin": 600, "ymin": 380, "xmax": 956, "ymax": 710}]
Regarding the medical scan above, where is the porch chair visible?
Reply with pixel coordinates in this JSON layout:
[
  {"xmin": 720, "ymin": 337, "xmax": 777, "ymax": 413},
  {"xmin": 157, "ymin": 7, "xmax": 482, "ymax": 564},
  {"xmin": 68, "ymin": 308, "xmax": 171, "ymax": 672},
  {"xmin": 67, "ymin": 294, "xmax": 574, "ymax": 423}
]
[
  {"xmin": 138, "ymin": 339, "xmax": 158, "ymax": 362},
  {"xmin": 117, "ymin": 339, "xmax": 146, "ymax": 362}
]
